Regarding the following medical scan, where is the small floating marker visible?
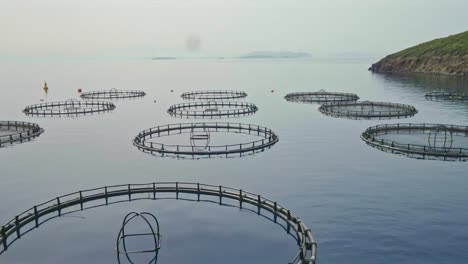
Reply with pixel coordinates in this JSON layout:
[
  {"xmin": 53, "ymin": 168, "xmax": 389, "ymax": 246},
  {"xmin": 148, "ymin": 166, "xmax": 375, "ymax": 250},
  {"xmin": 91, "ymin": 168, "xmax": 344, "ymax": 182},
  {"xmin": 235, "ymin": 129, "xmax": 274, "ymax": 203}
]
[
  {"xmin": 78, "ymin": 88, "xmax": 82, "ymax": 93},
  {"xmin": 271, "ymin": 90, "xmax": 275, "ymax": 93},
  {"xmin": 43, "ymin": 81, "xmax": 49, "ymax": 94},
  {"xmin": 154, "ymin": 100, "xmax": 157, "ymax": 103},
  {"xmin": 170, "ymin": 90, "xmax": 174, "ymax": 93}
]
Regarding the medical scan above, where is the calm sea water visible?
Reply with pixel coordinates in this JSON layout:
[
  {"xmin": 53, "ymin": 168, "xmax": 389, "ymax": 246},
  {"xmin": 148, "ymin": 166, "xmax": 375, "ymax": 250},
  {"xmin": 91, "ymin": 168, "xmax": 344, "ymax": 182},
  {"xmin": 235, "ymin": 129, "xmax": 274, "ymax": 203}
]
[{"xmin": 0, "ymin": 58, "xmax": 467, "ymax": 264}]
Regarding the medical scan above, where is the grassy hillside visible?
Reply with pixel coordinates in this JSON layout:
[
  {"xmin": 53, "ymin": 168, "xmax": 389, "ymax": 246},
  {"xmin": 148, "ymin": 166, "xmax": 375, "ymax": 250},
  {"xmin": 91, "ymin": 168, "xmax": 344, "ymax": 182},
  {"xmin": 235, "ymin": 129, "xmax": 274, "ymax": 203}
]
[
  {"xmin": 370, "ymin": 31, "xmax": 468, "ymax": 76},
  {"xmin": 389, "ymin": 31, "xmax": 468, "ymax": 58}
]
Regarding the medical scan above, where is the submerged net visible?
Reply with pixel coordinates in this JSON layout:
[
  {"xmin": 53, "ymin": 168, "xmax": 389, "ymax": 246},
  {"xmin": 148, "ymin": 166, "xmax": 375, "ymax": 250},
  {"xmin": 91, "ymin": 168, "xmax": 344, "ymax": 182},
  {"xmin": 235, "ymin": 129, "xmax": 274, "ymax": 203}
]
[
  {"xmin": 23, "ymin": 99, "xmax": 116, "ymax": 117},
  {"xmin": 0, "ymin": 121, "xmax": 44, "ymax": 147},
  {"xmin": 285, "ymin": 90, "xmax": 359, "ymax": 103},
  {"xmin": 181, "ymin": 90, "xmax": 247, "ymax": 100},
  {"xmin": 80, "ymin": 88, "xmax": 146, "ymax": 100},
  {"xmin": 167, "ymin": 101, "xmax": 258, "ymax": 118},
  {"xmin": 361, "ymin": 123, "xmax": 468, "ymax": 161},
  {"xmin": 425, "ymin": 91, "xmax": 468, "ymax": 101},
  {"xmin": 319, "ymin": 101, "xmax": 417, "ymax": 120}
]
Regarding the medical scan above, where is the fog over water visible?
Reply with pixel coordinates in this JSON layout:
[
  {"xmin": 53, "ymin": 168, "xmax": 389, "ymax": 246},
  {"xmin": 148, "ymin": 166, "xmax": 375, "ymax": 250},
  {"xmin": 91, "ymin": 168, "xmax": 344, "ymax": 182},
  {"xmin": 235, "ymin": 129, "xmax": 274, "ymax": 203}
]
[
  {"xmin": 1, "ymin": 0, "xmax": 468, "ymax": 59},
  {"xmin": 1, "ymin": 1, "xmax": 468, "ymax": 264}
]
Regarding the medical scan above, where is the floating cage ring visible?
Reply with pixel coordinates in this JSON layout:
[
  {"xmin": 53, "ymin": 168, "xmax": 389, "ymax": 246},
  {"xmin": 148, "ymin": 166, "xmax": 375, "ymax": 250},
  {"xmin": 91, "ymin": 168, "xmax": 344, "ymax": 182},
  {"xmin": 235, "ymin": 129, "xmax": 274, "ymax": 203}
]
[
  {"xmin": 167, "ymin": 101, "xmax": 258, "ymax": 118},
  {"xmin": 133, "ymin": 122, "xmax": 279, "ymax": 158},
  {"xmin": 0, "ymin": 182, "xmax": 317, "ymax": 264},
  {"xmin": 425, "ymin": 91, "xmax": 468, "ymax": 102},
  {"xmin": 318, "ymin": 101, "xmax": 417, "ymax": 120},
  {"xmin": 284, "ymin": 91, "xmax": 359, "ymax": 103},
  {"xmin": 80, "ymin": 89, "xmax": 146, "ymax": 100},
  {"xmin": 361, "ymin": 123, "xmax": 468, "ymax": 161},
  {"xmin": 23, "ymin": 100, "xmax": 116, "ymax": 117},
  {"xmin": 181, "ymin": 90, "xmax": 248, "ymax": 100},
  {"xmin": 117, "ymin": 212, "xmax": 161, "ymax": 264},
  {"xmin": 190, "ymin": 123, "xmax": 211, "ymax": 151},
  {"xmin": 428, "ymin": 125, "xmax": 453, "ymax": 152},
  {"xmin": 0, "ymin": 121, "xmax": 45, "ymax": 148}
]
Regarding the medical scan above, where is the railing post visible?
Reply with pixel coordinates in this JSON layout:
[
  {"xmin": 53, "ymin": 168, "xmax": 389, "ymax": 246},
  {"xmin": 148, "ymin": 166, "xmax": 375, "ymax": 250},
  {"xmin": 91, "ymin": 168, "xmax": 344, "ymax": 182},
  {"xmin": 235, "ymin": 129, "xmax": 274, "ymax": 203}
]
[
  {"xmin": 15, "ymin": 216, "xmax": 20, "ymax": 238},
  {"xmin": 104, "ymin": 186, "xmax": 109, "ymax": 205},
  {"xmin": 34, "ymin": 206, "xmax": 39, "ymax": 227},
  {"xmin": 57, "ymin": 197, "xmax": 61, "ymax": 216},
  {"xmin": 274, "ymin": 202, "xmax": 277, "ymax": 223},
  {"xmin": 1, "ymin": 225, "xmax": 6, "ymax": 249},
  {"xmin": 257, "ymin": 195, "xmax": 261, "ymax": 214},
  {"xmin": 128, "ymin": 184, "xmax": 131, "ymax": 201},
  {"xmin": 239, "ymin": 189, "xmax": 243, "ymax": 208},
  {"xmin": 79, "ymin": 191, "xmax": 83, "ymax": 210},
  {"xmin": 219, "ymin": 186, "xmax": 222, "ymax": 205}
]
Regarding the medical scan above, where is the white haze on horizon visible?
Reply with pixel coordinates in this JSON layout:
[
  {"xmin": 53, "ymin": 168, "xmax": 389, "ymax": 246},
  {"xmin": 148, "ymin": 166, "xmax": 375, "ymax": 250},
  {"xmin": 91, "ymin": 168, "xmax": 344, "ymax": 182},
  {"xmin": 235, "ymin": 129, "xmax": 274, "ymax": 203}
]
[{"xmin": 1, "ymin": 0, "xmax": 467, "ymax": 59}]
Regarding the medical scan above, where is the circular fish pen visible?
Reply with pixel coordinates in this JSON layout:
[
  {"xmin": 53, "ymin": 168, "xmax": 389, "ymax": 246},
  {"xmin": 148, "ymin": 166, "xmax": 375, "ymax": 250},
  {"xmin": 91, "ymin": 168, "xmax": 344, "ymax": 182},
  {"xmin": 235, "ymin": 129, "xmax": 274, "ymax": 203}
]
[
  {"xmin": 0, "ymin": 182, "xmax": 317, "ymax": 264},
  {"xmin": 117, "ymin": 212, "xmax": 161, "ymax": 264},
  {"xmin": 285, "ymin": 90, "xmax": 359, "ymax": 104},
  {"xmin": 181, "ymin": 90, "xmax": 247, "ymax": 100},
  {"xmin": 80, "ymin": 88, "xmax": 146, "ymax": 100},
  {"xmin": 0, "ymin": 121, "xmax": 44, "ymax": 148},
  {"xmin": 133, "ymin": 122, "xmax": 279, "ymax": 158},
  {"xmin": 23, "ymin": 99, "xmax": 116, "ymax": 117},
  {"xmin": 167, "ymin": 101, "xmax": 258, "ymax": 119},
  {"xmin": 425, "ymin": 91, "xmax": 468, "ymax": 102},
  {"xmin": 361, "ymin": 123, "xmax": 468, "ymax": 161},
  {"xmin": 318, "ymin": 101, "xmax": 417, "ymax": 120}
]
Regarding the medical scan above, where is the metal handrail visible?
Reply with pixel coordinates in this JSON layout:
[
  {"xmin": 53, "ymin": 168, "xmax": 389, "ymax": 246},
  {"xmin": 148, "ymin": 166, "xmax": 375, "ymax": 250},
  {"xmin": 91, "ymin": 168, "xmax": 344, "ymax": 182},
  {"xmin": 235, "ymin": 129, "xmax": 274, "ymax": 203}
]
[
  {"xmin": 168, "ymin": 101, "xmax": 258, "ymax": 118},
  {"xmin": 81, "ymin": 90, "xmax": 146, "ymax": 99},
  {"xmin": 0, "ymin": 182, "xmax": 316, "ymax": 264},
  {"xmin": 23, "ymin": 100, "xmax": 116, "ymax": 116},
  {"xmin": 181, "ymin": 90, "xmax": 248, "ymax": 100},
  {"xmin": 361, "ymin": 123, "xmax": 468, "ymax": 158},
  {"xmin": 0, "ymin": 121, "xmax": 44, "ymax": 146},
  {"xmin": 133, "ymin": 122, "xmax": 279, "ymax": 156}
]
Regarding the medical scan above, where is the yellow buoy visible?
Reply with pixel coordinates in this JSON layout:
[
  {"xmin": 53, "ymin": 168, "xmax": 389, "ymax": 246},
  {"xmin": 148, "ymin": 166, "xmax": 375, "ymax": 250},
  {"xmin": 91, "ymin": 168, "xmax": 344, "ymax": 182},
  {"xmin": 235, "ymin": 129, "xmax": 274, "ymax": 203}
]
[{"xmin": 43, "ymin": 81, "xmax": 49, "ymax": 94}]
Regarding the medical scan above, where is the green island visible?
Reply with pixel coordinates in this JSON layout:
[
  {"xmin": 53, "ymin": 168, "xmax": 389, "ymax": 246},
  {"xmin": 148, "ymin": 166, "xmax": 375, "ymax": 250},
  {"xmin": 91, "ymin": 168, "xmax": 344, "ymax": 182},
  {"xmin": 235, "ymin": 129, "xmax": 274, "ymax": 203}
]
[{"xmin": 370, "ymin": 31, "xmax": 468, "ymax": 76}]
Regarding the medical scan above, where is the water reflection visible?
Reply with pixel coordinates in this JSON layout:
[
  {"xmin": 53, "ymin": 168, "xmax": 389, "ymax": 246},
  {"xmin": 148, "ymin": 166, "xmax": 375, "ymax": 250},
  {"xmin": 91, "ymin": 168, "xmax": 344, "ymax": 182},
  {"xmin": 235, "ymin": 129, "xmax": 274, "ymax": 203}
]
[{"xmin": 377, "ymin": 72, "xmax": 468, "ymax": 93}]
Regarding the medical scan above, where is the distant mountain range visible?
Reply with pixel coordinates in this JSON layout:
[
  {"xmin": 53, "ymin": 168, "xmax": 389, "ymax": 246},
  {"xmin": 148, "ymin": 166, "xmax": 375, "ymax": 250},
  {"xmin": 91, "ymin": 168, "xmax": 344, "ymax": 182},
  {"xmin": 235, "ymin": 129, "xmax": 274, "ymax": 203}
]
[
  {"xmin": 152, "ymin": 56, "xmax": 177, "ymax": 60},
  {"xmin": 370, "ymin": 31, "xmax": 468, "ymax": 76},
  {"xmin": 238, "ymin": 51, "xmax": 312, "ymax": 59}
]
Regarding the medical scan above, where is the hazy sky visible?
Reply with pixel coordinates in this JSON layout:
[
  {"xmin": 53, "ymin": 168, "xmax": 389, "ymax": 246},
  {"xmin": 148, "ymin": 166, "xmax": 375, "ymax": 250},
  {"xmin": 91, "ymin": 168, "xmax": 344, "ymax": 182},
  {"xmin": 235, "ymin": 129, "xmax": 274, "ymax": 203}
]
[{"xmin": 1, "ymin": 0, "xmax": 467, "ymax": 58}]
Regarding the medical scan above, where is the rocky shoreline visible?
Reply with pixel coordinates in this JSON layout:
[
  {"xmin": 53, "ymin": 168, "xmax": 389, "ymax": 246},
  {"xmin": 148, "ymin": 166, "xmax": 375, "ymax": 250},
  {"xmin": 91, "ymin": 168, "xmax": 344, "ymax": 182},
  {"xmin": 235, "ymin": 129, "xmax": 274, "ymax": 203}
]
[{"xmin": 369, "ymin": 56, "xmax": 468, "ymax": 76}]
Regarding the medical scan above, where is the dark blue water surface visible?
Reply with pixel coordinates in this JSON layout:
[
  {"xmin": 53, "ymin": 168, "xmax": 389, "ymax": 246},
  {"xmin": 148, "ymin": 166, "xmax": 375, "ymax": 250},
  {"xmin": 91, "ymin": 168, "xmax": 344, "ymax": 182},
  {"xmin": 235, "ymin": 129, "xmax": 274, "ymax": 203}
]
[{"xmin": 0, "ymin": 58, "xmax": 467, "ymax": 264}]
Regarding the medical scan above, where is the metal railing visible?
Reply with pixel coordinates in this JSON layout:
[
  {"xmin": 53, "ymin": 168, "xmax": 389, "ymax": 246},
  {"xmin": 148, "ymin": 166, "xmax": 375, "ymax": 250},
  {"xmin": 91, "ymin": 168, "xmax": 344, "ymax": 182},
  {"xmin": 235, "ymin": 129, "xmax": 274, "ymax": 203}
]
[
  {"xmin": 0, "ymin": 182, "xmax": 317, "ymax": 264},
  {"xmin": 361, "ymin": 123, "xmax": 468, "ymax": 160},
  {"xmin": 285, "ymin": 91, "xmax": 359, "ymax": 103},
  {"xmin": 181, "ymin": 90, "xmax": 248, "ymax": 100},
  {"xmin": 0, "ymin": 121, "xmax": 44, "ymax": 147},
  {"xmin": 23, "ymin": 100, "xmax": 116, "ymax": 116},
  {"xmin": 319, "ymin": 101, "xmax": 417, "ymax": 119},
  {"xmin": 168, "ymin": 101, "xmax": 258, "ymax": 118},
  {"xmin": 80, "ymin": 89, "xmax": 146, "ymax": 100},
  {"xmin": 133, "ymin": 122, "xmax": 279, "ymax": 156}
]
